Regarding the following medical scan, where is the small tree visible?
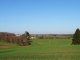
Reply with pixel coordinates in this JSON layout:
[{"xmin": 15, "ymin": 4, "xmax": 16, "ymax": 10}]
[
  {"xmin": 72, "ymin": 28, "xmax": 80, "ymax": 45},
  {"xmin": 25, "ymin": 31, "xmax": 30, "ymax": 39}
]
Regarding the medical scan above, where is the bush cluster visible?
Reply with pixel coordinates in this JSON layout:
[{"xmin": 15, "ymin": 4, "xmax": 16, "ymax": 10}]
[{"xmin": 0, "ymin": 32, "xmax": 30, "ymax": 46}]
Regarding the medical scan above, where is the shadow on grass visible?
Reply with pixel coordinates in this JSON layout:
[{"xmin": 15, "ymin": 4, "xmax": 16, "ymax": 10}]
[
  {"xmin": 0, "ymin": 50, "xmax": 15, "ymax": 53},
  {"xmin": 29, "ymin": 40, "xmax": 32, "ymax": 45}
]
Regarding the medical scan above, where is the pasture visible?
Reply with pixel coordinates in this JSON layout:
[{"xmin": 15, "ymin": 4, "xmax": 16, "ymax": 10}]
[{"xmin": 0, "ymin": 39, "xmax": 80, "ymax": 60}]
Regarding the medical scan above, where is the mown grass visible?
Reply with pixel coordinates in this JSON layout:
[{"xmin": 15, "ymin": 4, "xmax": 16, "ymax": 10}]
[{"xmin": 0, "ymin": 39, "xmax": 80, "ymax": 60}]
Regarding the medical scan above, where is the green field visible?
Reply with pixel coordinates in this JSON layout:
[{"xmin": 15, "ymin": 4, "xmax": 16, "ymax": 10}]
[{"xmin": 0, "ymin": 39, "xmax": 80, "ymax": 60}]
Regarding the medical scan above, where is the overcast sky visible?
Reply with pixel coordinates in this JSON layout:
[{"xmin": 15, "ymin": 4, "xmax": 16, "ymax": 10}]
[{"xmin": 0, "ymin": 0, "xmax": 80, "ymax": 34}]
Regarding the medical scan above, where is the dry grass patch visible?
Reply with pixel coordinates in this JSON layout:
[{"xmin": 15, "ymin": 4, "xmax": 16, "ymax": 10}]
[{"xmin": 0, "ymin": 46, "xmax": 9, "ymax": 48}]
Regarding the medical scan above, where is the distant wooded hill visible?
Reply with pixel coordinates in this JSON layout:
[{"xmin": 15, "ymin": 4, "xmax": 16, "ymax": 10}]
[{"xmin": 30, "ymin": 34, "xmax": 73, "ymax": 39}]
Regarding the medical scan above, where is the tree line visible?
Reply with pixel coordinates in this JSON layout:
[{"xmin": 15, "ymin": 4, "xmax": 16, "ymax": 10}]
[{"xmin": 0, "ymin": 28, "xmax": 80, "ymax": 46}]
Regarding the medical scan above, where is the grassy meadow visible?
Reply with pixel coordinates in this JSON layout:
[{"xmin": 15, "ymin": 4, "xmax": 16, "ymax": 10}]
[{"xmin": 0, "ymin": 39, "xmax": 80, "ymax": 60}]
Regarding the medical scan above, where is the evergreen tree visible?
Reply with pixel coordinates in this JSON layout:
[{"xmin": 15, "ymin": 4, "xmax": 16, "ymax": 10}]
[
  {"xmin": 21, "ymin": 31, "xmax": 30, "ymax": 46},
  {"xmin": 72, "ymin": 28, "xmax": 80, "ymax": 45}
]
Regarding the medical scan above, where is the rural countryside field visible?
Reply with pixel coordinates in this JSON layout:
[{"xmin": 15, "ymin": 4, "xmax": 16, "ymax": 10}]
[
  {"xmin": 0, "ymin": 0, "xmax": 80, "ymax": 60},
  {"xmin": 0, "ymin": 39, "xmax": 80, "ymax": 60}
]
